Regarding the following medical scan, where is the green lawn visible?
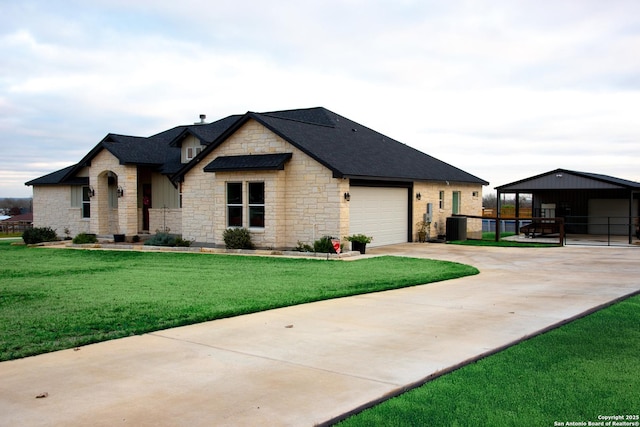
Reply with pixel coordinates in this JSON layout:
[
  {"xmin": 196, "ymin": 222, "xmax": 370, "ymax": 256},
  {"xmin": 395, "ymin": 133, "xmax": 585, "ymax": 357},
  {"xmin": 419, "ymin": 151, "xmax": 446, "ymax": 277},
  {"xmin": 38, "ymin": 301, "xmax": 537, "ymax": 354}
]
[
  {"xmin": 0, "ymin": 241, "xmax": 478, "ymax": 361},
  {"xmin": 337, "ymin": 293, "xmax": 640, "ymax": 426},
  {"xmin": 450, "ymin": 231, "xmax": 558, "ymax": 247}
]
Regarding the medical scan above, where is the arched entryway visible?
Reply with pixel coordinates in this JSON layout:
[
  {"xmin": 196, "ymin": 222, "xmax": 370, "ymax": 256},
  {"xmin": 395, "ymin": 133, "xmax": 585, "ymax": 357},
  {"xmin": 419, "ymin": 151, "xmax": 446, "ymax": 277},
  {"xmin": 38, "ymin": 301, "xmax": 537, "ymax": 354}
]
[{"xmin": 94, "ymin": 170, "xmax": 120, "ymax": 235}]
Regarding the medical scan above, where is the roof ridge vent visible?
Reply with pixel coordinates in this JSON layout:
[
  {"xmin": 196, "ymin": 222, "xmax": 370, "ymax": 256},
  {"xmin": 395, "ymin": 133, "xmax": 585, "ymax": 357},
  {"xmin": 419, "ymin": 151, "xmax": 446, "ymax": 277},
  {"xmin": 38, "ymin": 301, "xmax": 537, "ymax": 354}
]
[{"xmin": 195, "ymin": 114, "xmax": 206, "ymax": 125}]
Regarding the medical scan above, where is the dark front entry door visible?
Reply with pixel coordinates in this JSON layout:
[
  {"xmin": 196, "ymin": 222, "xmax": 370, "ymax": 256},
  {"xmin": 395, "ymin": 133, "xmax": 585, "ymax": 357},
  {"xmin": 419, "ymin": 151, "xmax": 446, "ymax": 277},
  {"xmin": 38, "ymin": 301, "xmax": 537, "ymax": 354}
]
[{"xmin": 143, "ymin": 184, "xmax": 151, "ymax": 231}]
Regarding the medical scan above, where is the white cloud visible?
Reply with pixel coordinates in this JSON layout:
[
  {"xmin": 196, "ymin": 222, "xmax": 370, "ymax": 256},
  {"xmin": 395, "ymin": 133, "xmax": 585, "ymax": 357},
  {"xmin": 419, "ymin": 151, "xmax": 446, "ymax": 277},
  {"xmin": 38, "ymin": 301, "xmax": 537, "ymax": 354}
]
[{"xmin": 1, "ymin": 0, "xmax": 640, "ymax": 197}]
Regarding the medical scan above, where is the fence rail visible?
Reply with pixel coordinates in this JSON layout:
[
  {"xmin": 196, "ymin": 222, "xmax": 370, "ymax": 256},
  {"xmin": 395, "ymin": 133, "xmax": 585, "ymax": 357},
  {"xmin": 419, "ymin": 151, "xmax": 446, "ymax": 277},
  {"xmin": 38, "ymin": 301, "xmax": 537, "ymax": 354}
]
[{"xmin": 476, "ymin": 215, "xmax": 640, "ymax": 246}]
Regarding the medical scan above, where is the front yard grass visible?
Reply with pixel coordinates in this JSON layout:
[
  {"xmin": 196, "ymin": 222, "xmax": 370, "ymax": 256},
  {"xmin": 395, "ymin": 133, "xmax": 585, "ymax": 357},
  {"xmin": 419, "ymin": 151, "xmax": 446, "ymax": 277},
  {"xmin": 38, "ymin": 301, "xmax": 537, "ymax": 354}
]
[
  {"xmin": 0, "ymin": 241, "xmax": 478, "ymax": 361},
  {"xmin": 338, "ymin": 293, "xmax": 640, "ymax": 426},
  {"xmin": 450, "ymin": 231, "xmax": 558, "ymax": 247}
]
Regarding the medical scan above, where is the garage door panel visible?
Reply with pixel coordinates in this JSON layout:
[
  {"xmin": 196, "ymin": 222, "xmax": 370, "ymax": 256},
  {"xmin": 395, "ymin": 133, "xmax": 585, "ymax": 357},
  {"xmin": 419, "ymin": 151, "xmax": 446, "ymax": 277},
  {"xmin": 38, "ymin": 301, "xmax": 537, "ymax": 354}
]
[{"xmin": 349, "ymin": 187, "xmax": 408, "ymax": 247}]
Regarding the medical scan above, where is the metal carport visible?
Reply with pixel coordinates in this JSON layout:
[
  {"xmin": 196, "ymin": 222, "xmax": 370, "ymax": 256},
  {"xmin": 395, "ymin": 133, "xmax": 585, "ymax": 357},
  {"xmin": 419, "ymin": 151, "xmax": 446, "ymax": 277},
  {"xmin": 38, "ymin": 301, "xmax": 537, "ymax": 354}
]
[{"xmin": 495, "ymin": 169, "xmax": 640, "ymax": 245}]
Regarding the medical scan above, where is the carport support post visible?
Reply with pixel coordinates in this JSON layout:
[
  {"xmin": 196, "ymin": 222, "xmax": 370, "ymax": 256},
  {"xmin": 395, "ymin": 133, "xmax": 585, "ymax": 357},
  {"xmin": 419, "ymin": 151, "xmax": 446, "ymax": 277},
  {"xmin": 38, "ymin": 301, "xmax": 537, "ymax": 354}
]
[
  {"xmin": 495, "ymin": 190, "xmax": 502, "ymax": 242},
  {"xmin": 515, "ymin": 191, "xmax": 520, "ymax": 236},
  {"xmin": 629, "ymin": 190, "xmax": 634, "ymax": 244}
]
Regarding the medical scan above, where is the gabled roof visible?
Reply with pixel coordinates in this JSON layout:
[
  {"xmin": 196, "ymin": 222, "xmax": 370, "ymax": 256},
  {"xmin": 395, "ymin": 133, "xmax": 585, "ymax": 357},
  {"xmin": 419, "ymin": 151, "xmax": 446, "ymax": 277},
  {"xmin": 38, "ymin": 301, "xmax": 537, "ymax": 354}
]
[
  {"xmin": 169, "ymin": 115, "xmax": 243, "ymax": 147},
  {"xmin": 25, "ymin": 165, "xmax": 87, "ymax": 186},
  {"xmin": 175, "ymin": 107, "xmax": 488, "ymax": 185},
  {"xmin": 25, "ymin": 115, "xmax": 242, "ymax": 186},
  {"xmin": 496, "ymin": 168, "xmax": 640, "ymax": 192},
  {"xmin": 27, "ymin": 107, "xmax": 488, "ymax": 187}
]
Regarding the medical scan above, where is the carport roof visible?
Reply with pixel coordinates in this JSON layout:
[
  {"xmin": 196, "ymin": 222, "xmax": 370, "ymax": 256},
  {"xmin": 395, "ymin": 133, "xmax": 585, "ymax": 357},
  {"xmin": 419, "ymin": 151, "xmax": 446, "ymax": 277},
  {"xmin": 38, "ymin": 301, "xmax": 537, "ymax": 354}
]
[{"xmin": 495, "ymin": 168, "xmax": 640, "ymax": 192}]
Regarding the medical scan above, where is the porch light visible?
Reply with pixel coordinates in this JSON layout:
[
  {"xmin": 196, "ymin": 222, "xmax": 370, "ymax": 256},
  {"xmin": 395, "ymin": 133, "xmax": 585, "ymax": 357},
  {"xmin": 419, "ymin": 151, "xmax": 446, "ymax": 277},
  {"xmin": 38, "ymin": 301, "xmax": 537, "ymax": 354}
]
[
  {"xmin": 344, "ymin": 192, "xmax": 351, "ymax": 201},
  {"xmin": 416, "ymin": 192, "xmax": 422, "ymax": 200},
  {"xmin": 117, "ymin": 186, "xmax": 124, "ymax": 198},
  {"xmin": 88, "ymin": 186, "xmax": 95, "ymax": 198}
]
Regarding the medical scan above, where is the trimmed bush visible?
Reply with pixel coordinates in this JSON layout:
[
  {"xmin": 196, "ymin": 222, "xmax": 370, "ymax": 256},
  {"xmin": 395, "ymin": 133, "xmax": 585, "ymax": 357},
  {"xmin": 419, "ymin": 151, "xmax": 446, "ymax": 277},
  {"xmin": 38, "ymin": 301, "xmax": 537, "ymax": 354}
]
[
  {"xmin": 22, "ymin": 227, "xmax": 58, "ymax": 244},
  {"xmin": 72, "ymin": 233, "xmax": 97, "ymax": 244},
  {"xmin": 143, "ymin": 233, "xmax": 191, "ymax": 247},
  {"xmin": 174, "ymin": 237, "xmax": 192, "ymax": 247},
  {"xmin": 223, "ymin": 228, "xmax": 254, "ymax": 249},
  {"xmin": 144, "ymin": 233, "xmax": 176, "ymax": 247},
  {"xmin": 294, "ymin": 241, "xmax": 314, "ymax": 252},
  {"xmin": 313, "ymin": 235, "xmax": 337, "ymax": 254}
]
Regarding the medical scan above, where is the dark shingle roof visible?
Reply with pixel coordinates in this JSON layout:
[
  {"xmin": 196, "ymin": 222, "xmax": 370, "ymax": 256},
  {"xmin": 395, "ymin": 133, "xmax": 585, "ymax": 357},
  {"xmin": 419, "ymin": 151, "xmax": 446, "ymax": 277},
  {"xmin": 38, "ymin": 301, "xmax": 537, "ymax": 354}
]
[
  {"xmin": 203, "ymin": 153, "xmax": 293, "ymax": 172},
  {"xmin": 27, "ymin": 107, "xmax": 488, "ymax": 187},
  {"xmin": 249, "ymin": 108, "xmax": 487, "ymax": 184},
  {"xmin": 25, "ymin": 165, "xmax": 88, "ymax": 186}
]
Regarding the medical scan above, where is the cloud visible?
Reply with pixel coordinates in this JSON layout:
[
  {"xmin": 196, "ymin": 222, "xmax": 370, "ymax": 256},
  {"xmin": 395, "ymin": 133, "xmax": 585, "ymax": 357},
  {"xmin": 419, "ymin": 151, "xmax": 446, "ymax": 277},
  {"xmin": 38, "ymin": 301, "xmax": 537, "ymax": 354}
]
[{"xmin": 1, "ymin": 0, "xmax": 640, "ymax": 197}]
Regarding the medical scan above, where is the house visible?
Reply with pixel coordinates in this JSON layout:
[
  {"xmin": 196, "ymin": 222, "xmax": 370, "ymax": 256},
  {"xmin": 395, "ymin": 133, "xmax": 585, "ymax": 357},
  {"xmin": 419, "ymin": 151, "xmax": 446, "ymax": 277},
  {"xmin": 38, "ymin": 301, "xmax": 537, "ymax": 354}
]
[
  {"xmin": 26, "ymin": 107, "xmax": 488, "ymax": 248},
  {"xmin": 495, "ymin": 168, "xmax": 640, "ymax": 243}
]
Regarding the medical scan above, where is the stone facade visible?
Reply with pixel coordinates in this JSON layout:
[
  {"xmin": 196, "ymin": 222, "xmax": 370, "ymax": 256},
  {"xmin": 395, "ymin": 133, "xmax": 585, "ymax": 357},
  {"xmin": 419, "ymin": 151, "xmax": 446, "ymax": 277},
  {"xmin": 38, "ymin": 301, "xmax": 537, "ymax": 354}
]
[
  {"xmin": 30, "ymin": 117, "xmax": 484, "ymax": 246},
  {"xmin": 181, "ymin": 119, "xmax": 482, "ymax": 248},
  {"xmin": 413, "ymin": 182, "xmax": 483, "ymax": 240},
  {"xmin": 182, "ymin": 119, "xmax": 350, "ymax": 249},
  {"xmin": 32, "ymin": 186, "xmax": 90, "ymax": 237}
]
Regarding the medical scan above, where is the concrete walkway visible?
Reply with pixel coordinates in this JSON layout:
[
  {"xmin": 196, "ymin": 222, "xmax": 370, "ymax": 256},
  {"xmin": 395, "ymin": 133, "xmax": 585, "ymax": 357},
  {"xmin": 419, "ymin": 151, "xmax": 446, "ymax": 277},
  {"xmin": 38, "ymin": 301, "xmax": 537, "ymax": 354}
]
[{"xmin": 1, "ymin": 244, "xmax": 639, "ymax": 426}]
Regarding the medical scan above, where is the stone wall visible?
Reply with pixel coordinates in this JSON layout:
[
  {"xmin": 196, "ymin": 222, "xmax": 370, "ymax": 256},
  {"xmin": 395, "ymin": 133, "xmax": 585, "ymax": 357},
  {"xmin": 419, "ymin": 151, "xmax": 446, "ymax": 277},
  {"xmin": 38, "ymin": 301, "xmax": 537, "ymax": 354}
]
[
  {"xmin": 149, "ymin": 208, "xmax": 182, "ymax": 235},
  {"xmin": 32, "ymin": 186, "xmax": 91, "ymax": 237},
  {"xmin": 89, "ymin": 150, "xmax": 138, "ymax": 235},
  {"xmin": 182, "ymin": 119, "xmax": 348, "ymax": 249},
  {"xmin": 412, "ymin": 182, "xmax": 484, "ymax": 240}
]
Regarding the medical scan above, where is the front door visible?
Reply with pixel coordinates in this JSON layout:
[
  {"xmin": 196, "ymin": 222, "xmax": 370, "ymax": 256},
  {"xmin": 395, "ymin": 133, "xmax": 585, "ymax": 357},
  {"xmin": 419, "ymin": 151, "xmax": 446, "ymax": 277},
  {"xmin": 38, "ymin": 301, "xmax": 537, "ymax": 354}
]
[
  {"xmin": 143, "ymin": 184, "xmax": 151, "ymax": 231},
  {"xmin": 452, "ymin": 191, "xmax": 461, "ymax": 214}
]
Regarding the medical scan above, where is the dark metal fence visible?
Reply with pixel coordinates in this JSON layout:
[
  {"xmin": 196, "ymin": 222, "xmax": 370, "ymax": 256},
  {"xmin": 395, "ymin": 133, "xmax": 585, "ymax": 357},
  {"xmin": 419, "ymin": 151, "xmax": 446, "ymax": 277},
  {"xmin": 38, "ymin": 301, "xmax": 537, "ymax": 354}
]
[
  {"xmin": 482, "ymin": 216, "xmax": 639, "ymax": 246},
  {"xmin": 563, "ymin": 216, "xmax": 639, "ymax": 246}
]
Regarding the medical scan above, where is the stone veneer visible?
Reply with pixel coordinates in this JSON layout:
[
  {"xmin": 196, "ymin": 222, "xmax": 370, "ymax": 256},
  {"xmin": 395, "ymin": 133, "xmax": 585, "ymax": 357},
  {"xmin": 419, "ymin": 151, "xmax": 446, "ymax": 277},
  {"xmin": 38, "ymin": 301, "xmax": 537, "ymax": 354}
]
[
  {"xmin": 32, "ymin": 186, "xmax": 90, "ymax": 237},
  {"xmin": 89, "ymin": 150, "xmax": 138, "ymax": 235},
  {"xmin": 182, "ymin": 119, "xmax": 350, "ymax": 248},
  {"xmin": 31, "ymin": 121, "xmax": 483, "ymax": 245},
  {"xmin": 412, "ymin": 182, "xmax": 483, "ymax": 239}
]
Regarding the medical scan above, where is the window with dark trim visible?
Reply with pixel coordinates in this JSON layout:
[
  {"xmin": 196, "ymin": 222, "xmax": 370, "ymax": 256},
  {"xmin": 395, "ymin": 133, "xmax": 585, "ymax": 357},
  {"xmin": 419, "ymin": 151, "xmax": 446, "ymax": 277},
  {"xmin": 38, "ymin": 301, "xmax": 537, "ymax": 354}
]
[
  {"xmin": 439, "ymin": 190, "xmax": 445, "ymax": 209},
  {"xmin": 248, "ymin": 182, "xmax": 265, "ymax": 228},
  {"xmin": 227, "ymin": 182, "xmax": 243, "ymax": 227},
  {"xmin": 82, "ymin": 186, "xmax": 91, "ymax": 218}
]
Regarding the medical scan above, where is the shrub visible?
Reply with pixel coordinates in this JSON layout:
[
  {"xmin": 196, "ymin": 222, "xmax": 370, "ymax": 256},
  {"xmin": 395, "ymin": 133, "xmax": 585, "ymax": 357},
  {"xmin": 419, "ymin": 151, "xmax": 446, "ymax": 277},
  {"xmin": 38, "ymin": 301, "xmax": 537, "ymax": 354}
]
[
  {"xmin": 313, "ymin": 235, "xmax": 337, "ymax": 253},
  {"xmin": 72, "ymin": 233, "xmax": 97, "ymax": 244},
  {"xmin": 174, "ymin": 237, "xmax": 192, "ymax": 247},
  {"xmin": 132, "ymin": 235, "xmax": 140, "ymax": 243},
  {"xmin": 345, "ymin": 234, "xmax": 373, "ymax": 244},
  {"xmin": 294, "ymin": 241, "xmax": 314, "ymax": 252},
  {"xmin": 223, "ymin": 228, "xmax": 254, "ymax": 249},
  {"xmin": 144, "ymin": 233, "xmax": 176, "ymax": 247},
  {"xmin": 22, "ymin": 227, "xmax": 58, "ymax": 244}
]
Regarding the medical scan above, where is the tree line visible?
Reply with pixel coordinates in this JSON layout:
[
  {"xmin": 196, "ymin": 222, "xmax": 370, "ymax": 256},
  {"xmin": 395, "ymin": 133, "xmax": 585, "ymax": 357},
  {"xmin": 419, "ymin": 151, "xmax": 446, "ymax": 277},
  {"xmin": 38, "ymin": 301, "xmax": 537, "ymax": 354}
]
[{"xmin": 0, "ymin": 198, "xmax": 32, "ymax": 216}]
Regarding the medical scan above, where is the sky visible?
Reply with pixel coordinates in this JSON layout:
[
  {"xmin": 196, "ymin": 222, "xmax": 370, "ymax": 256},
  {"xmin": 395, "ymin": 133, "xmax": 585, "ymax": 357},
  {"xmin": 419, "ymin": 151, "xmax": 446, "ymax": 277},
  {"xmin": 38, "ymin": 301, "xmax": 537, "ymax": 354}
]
[{"xmin": 2, "ymin": 0, "xmax": 640, "ymax": 198}]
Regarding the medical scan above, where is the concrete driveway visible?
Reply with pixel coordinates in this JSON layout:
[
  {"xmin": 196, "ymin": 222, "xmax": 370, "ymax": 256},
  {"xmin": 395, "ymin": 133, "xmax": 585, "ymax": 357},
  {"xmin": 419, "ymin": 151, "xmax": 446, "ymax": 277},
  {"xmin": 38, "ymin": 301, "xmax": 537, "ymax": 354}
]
[{"xmin": 1, "ymin": 243, "xmax": 639, "ymax": 426}]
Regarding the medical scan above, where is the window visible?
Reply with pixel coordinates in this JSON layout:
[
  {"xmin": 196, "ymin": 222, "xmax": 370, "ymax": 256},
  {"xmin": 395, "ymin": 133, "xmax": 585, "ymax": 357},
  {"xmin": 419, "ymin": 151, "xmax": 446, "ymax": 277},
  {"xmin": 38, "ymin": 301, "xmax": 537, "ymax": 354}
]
[
  {"xmin": 248, "ymin": 182, "xmax": 265, "ymax": 228},
  {"xmin": 226, "ymin": 181, "xmax": 266, "ymax": 228},
  {"xmin": 82, "ymin": 186, "xmax": 91, "ymax": 218},
  {"xmin": 472, "ymin": 191, "xmax": 479, "ymax": 198},
  {"xmin": 439, "ymin": 190, "xmax": 445, "ymax": 209},
  {"xmin": 227, "ymin": 182, "xmax": 243, "ymax": 227},
  {"xmin": 452, "ymin": 191, "xmax": 461, "ymax": 214},
  {"xmin": 186, "ymin": 146, "xmax": 202, "ymax": 161}
]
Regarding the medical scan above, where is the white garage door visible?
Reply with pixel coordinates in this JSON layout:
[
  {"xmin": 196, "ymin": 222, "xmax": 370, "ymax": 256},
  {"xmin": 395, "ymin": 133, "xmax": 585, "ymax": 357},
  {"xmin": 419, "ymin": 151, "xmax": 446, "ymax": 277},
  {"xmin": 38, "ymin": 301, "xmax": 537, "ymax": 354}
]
[
  {"xmin": 588, "ymin": 199, "xmax": 637, "ymax": 235},
  {"xmin": 349, "ymin": 186, "xmax": 408, "ymax": 247}
]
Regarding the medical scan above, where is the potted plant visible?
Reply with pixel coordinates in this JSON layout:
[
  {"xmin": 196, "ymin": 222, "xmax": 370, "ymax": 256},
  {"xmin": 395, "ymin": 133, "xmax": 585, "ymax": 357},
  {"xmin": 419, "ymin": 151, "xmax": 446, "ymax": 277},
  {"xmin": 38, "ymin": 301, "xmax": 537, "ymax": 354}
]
[
  {"xmin": 416, "ymin": 220, "xmax": 430, "ymax": 243},
  {"xmin": 345, "ymin": 234, "xmax": 373, "ymax": 254}
]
